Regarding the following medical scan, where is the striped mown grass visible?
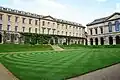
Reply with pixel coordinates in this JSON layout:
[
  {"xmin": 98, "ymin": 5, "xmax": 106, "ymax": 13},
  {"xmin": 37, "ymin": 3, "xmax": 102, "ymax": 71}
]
[
  {"xmin": 0, "ymin": 48, "xmax": 120, "ymax": 80},
  {"xmin": 0, "ymin": 44, "xmax": 53, "ymax": 53}
]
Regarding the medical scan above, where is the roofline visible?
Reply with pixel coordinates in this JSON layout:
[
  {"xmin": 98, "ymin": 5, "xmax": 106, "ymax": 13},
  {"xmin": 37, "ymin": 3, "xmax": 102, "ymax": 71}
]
[
  {"xmin": 86, "ymin": 17, "xmax": 120, "ymax": 26},
  {"xmin": 86, "ymin": 12, "xmax": 120, "ymax": 26}
]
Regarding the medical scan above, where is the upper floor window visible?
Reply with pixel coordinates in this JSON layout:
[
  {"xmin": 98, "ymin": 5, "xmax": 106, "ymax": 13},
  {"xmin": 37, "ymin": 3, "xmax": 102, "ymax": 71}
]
[
  {"xmin": 35, "ymin": 20, "xmax": 38, "ymax": 25},
  {"xmin": 53, "ymin": 23, "xmax": 55, "ymax": 27},
  {"xmin": 95, "ymin": 28, "xmax": 98, "ymax": 34},
  {"xmin": 15, "ymin": 26, "xmax": 18, "ymax": 32},
  {"xmin": 66, "ymin": 32, "xmax": 67, "ymax": 36},
  {"xmin": 53, "ymin": 29, "xmax": 55, "ymax": 35},
  {"xmin": 69, "ymin": 32, "xmax": 71, "ymax": 36},
  {"xmin": 35, "ymin": 28, "xmax": 37, "ymax": 33},
  {"xmin": 57, "ymin": 24, "xmax": 59, "ymax": 28},
  {"xmin": 7, "ymin": 25, "xmax": 10, "ymax": 31},
  {"xmin": 57, "ymin": 31, "xmax": 59, "ymax": 35},
  {"xmin": 0, "ymin": 24, "xmax": 2, "ymax": 31},
  {"xmin": 108, "ymin": 22, "xmax": 112, "ymax": 32},
  {"xmin": 76, "ymin": 33, "xmax": 78, "ymax": 36},
  {"xmin": 115, "ymin": 21, "xmax": 120, "ymax": 32},
  {"xmin": 42, "ymin": 21, "xmax": 45, "ymax": 26},
  {"xmin": 15, "ymin": 17, "xmax": 18, "ymax": 22},
  {"xmin": 62, "ymin": 31, "xmax": 64, "ymax": 35},
  {"xmin": 47, "ymin": 28, "xmax": 50, "ymax": 34},
  {"xmin": 0, "ymin": 14, "xmax": 3, "ymax": 20},
  {"xmin": 100, "ymin": 27, "xmax": 103, "ymax": 34},
  {"xmin": 73, "ymin": 33, "xmax": 75, "ymax": 36},
  {"xmin": 90, "ymin": 29, "xmax": 93, "ymax": 35},
  {"xmin": 8, "ymin": 15, "xmax": 11, "ymax": 21},
  {"xmin": 66, "ymin": 25, "xmax": 67, "ymax": 29},
  {"xmin": 29, "ymin": 27, "xmax": 31, "ymax": 33},
  {"xmin": 48, "ymin": 22, "xmax": 50, "ymax": 25},
  {"xmin": 29, "ymin": 19, "xmax": 32, "ymax": 24},
  {"xmin": 42, "ymin": 28, "xmax": 45, "ymax": 34},
  {"xmin": 22, "ymin": 18, "xmax": 26, "ymax": 23},
  {"xmin": 23, "ymin": 27, "xmax": 25, "ymax": 32}
]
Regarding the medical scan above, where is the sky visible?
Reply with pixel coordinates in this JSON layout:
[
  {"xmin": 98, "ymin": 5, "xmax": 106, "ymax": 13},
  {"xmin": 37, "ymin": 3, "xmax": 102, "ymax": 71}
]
[{"xmin": 0, "ymin": 0, "xmax": 120, "ymax": 26}]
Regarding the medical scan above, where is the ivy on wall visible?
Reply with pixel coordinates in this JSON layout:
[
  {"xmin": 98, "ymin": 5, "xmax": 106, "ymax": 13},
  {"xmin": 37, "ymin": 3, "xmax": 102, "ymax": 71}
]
[{"xmin": 20, "ymin": 33, "xmax": 52, "ymax": 45}]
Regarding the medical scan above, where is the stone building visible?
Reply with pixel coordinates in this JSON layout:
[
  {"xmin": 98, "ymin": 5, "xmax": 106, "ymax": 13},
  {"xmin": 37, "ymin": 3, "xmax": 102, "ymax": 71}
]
[
  {"xmin": 87, "ymin": 12, "xmax": 120, "ymax": 45},
  {"xmin": 0, "ymin": 6, "xmax": 86, "ymax": 45}
]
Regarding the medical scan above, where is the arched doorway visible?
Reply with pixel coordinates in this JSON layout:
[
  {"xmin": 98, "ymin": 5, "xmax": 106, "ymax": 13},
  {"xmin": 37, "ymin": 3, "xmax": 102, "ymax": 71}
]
[
  {"xmin": 109, "ymin": 36, "xmax": 113, "ymax": 45},
  {"xmin": 95, "ymin": 38, "xmax": 98, "ymax": 45},
  {"xmin": 0, "ymin": 34, "xmax": 2, "ymax": 43},
  {"xmin": 116, "ymin": 36, "xmax": 120, "ymax": 44},
  {"xmin": 100, "ymin": 37, "xmax": 104, "ymax": 45},
  {"xmin": 90, "ymin": 38, "xmax": 93, "ymax": 45}
]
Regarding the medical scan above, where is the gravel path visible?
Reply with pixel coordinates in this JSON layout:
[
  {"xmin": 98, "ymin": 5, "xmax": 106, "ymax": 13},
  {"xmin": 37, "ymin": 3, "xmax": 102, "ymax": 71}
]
[
  {"xmin": 68, "ymin": 63, "xmax": 120, "ymax": 80},
  {"xmin": 0, "ymin": 63, "xmax": 19, "ymax": 80}
]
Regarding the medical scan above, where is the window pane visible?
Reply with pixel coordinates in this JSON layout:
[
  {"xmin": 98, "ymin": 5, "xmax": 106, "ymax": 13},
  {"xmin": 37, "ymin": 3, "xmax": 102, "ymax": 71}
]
[
  {"xmin": 115, "ymin": 21, "xmax": 120, "ymax": 31},
  {"xmin": 0, "ymin": 14, "xmax": 2, "ymax": 20},
  {"xmin": 108, "ymin": 22, "xmax": 112, "ymax": 32},
  {"xmin": 15, "ymin": 26, "xmax": 18, "ymax": 32},
  {"xmin": 7, "ymin": 25, "xmax": 10, "ymax": 31},
  {"xmin": 0, "ymin": 24, "xmax": 2, "ymax": 30}
]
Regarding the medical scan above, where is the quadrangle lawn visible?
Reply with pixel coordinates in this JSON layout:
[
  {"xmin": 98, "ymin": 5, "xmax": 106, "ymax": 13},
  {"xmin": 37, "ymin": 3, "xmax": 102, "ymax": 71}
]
[{"xmin": 0, "ymin": 48, "xmax": 120, "ymax": 80}]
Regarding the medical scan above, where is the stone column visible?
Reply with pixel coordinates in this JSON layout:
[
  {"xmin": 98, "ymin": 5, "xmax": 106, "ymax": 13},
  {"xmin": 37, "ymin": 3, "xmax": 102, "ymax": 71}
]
[
  {"xmin": 98, "ymin": 37, "xmax": 101, "ymax": 45},
  {"xmin": 87, "ymin": 38, "xmax": 91, "ymax": 45},
  {"xmin": 104, "ymin": 37, "xmax": 109, "ymax": 45},
  {"xmin": 93, "ymin": 38, "xmax": 96, "ymax": 45},
  {"xmin": 113, "ymin": 36, "xmax": 116, "ymax": 45}
]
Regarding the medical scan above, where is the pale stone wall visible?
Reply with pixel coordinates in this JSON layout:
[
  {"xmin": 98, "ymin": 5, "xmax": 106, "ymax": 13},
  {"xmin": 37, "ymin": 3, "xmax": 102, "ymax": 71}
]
[
  {"xmin": 87, "ymin": 13, "xmax": 120, "ymax": 45},
  {"xmin": 0, "ymin": 7, "xmax": 86, "ymax": 44}
]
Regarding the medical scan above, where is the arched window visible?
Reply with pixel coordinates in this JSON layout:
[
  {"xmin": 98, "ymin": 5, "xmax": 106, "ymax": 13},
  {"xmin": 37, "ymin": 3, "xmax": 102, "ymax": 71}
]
[
  {"xmin": 115, "ymin": 21, "xmax": 120, "ymax": 32},
  {"xmin": 108, "ymin": 22, "xmax": 112, "ymax": 32}
]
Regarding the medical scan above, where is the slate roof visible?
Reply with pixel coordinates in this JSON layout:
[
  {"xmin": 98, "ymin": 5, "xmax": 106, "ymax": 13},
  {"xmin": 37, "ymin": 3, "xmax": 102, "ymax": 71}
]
[
  {"xmin": 0, "ymin": 6, "xmax": 85, "ymax": 28},
  {"xmin": 86, "ymin": 12, "xmax": 120, "ymax": 26}
]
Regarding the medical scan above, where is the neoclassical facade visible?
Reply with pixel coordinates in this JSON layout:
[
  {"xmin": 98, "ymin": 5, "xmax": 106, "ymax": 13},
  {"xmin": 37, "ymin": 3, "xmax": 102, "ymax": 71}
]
[
  {"xmin": 0, "ymin": 6, "xmax": 85, "ymax": 45},
  {"xmin": 87, "ymin": 12, "xmax": 120, "ymax": 45}
]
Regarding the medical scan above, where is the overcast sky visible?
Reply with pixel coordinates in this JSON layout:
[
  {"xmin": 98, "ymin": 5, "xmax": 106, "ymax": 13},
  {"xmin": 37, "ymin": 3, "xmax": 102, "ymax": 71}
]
[{"xmin": 0, "ymin": 0, "xmax": 120, "ymax": 26}]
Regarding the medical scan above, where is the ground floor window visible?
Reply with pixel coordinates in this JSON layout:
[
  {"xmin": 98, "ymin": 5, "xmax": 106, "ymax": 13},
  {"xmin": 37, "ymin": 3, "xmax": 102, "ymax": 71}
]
[
  {"xmin": 95, "ymin": 38, "xmax": 98, "ymax": 45},
  {"xmin": 116, "ymin": 36, "xmax": 120, "ymax": 44},
  {"xmin": 90, "ymin": 38, "xmax": 93, "ymax": 45},
  {"xmin": 85, "ymin": 39, "xmax": 88, "ymax": 45},
  {"xmin": 109, "ymin": 36, "xmax": 113, "ymax": 45},
  {"xmin": 100, "ymin": 37, "xmax": 104, "ymax": 45}
]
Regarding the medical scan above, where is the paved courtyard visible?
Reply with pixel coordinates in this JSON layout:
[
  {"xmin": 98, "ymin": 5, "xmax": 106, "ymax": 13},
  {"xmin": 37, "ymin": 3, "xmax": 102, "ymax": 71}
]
[
  {"xmin": 0, "ymin": 63, "xmax": 18, "ymax": 80},
  {"xmin": 68, "ymin": 63, "xmax": 120, "ymax": 80}
]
